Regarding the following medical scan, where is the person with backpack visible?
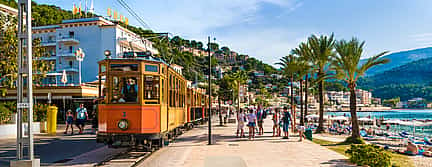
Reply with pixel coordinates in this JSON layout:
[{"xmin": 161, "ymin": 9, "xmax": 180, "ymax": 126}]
[{"xmin": 282, "ymin": 106, "xmax": 292, "ymax": 139}]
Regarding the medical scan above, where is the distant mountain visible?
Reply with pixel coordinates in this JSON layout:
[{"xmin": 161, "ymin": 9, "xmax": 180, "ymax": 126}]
[
  {"xmin": 358, "ymin": 57, "xmax": 432, "ymax": 101},
  {"xmin": 361, "ymin": 47, "xmax": 432, "ymax": 76}
]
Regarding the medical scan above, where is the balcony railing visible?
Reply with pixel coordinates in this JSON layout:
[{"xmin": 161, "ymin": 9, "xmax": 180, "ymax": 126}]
[{"xmin": 57, "ymin": 36, "xmax": 79, "ymax": 44}]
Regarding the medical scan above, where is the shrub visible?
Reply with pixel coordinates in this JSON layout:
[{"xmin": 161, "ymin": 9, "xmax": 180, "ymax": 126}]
[
  {"xmin": 345, "ymin": 144, "xmax": 392, "ymax": 167},
  {"xmin": 0, "ymin": 103, "xmax": 12, "ymax": 124},
  {"xmin": 343, "ymin": 136, "xmax": 365, "ymax": 144}
]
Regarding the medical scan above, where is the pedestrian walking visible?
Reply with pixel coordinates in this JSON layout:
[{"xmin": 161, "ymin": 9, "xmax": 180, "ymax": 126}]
[
  {"xmin": 273, "ymin": 108, "xmax": 281, "ymax": 137},
  {"xmin": 297, "ymin": 124, "xmax": 306, "ymax": 141},
  {"xmin": 247, "ymin": 109, "xmax": 257, "ymax": 140},
  {"xmin": 257, "ymin": 105, "xmax": 266, "ymax": 135},
  {"xmin": 282, "ymin": 107, "xmax": 292, "ymax": 139},
  {"xmin": 64, "ymin": 110, "xmax": 74, "ymax": 135},
  {"xmin": 236, "ymin": 109, "xmax": 246, "ymax": 138},
  {"xmin": 75, "ymin": 103, "xmax": 88, "ymax": 134}
]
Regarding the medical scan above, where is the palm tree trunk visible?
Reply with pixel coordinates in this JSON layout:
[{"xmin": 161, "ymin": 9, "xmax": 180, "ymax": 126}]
[
  {"xmin": 218, "ymin": 97, "xmax": 222, "ymax": 126},
  {"xmin": 290, "ymin": 74, "xmax": 295, "ymax": 131},
  {"xmin": 350, "ymin": 84, "xmax": 360, "ymax": 139},
  {"xmin": 238, "ymin": 83, "xmax": 241, "ymax": 115},
  {"xmin": 304, "ymin": 74, "xmax": 308, "ymax": 125},
  {"xmin": 316, "ymin": 71, "xmax": 325, "ymax": 133},
  {"xmin": 300, "ymin": 79, "xmax": 304, "ymax": 126}
]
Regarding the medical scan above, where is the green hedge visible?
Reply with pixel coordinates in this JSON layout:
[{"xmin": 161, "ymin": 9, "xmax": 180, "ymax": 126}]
[{"xmin": 345, "ymin": 144, "xmax": 392, "ymax": 167}]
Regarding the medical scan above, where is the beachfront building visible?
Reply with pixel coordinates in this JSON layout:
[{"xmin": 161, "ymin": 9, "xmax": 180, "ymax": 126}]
[
  {"xmin": 32, "ymin": 17, "xmax": 159, "ymax": 85},
  {"xmin": 356, "ymin": 89, "xmax": 372, "ymax": 105}
]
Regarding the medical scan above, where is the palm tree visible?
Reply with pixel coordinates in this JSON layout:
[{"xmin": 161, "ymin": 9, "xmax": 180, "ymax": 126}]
[
  {"xmin": 292, "ymin": 42, "xmax": 314, "ymax": 126},
  {"xmin": 308, "ymin": 34, "xmax": 336, "ymax": 133},
  {"xmin": 276, "ymin": 55, "xmax": 299, "ymax": 127},
  {"xmin": 333, "ymin": 38, "xmax": 389, "ymax": 140},
  {"xmin": 229, "ymin": 71, "xmax": 248, "ymax": 113}
]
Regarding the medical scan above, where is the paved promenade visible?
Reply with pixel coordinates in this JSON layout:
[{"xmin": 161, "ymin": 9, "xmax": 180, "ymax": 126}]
[{"xmin": 138, "ymin": 117, "xmax": 353, "ymax": 167}]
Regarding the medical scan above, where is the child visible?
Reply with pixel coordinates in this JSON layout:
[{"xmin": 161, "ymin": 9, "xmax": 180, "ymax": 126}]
[
  {"xmin": 236, "ymin": 109, "xmax": 246, "ymax": 138},
  {"xmin": 64, "ymin": 110, "xmax": 74, "ymax": 135}
]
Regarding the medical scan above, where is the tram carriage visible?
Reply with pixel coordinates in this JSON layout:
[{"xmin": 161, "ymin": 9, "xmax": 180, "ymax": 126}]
[{"xmin": 96, "ymin": 52, "xmax": 207, "ymax": 149}]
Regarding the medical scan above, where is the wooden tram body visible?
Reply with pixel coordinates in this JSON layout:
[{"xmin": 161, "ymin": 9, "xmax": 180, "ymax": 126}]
[{"xmin": 96, "ymin": 54, "xmax": 207, "ymax": 148}]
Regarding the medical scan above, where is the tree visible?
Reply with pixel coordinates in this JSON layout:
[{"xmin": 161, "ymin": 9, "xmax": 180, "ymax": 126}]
[
  {"xmin": 333, "ymin": 38, "xmax": 389, "ymax": 140},
  {"xmin": 308, "ymin": 34, "xmax": 336, "ymax": 133},
  {"xmin": 221, "ymin": 46, "xmax": 230, "ymax": 55},
  {"xmin": 0, "ymin": 14, "xmax": 52, "ymax": 89},
  {"xmin": 216, "ymin": 75, "xmax": 234, "ymax": 125}
]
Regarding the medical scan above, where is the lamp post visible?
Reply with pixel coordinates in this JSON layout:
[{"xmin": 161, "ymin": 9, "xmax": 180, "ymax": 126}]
[
  {"xmin": 75, "ymin": 48, "xmax": 85, "ymax": 85},
  {"xmin": 208, "ymin": 36, "xmax": 212, "ymax": 145}
]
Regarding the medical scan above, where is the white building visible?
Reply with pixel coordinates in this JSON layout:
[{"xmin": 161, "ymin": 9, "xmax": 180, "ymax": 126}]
[{"xmin": 32, "ymin": 17, "xmax": 158, "ymax": 85}]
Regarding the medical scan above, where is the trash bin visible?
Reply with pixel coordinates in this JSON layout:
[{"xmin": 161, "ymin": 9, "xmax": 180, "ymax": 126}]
[
  {"xmin": 47, "ymin": 106, "xmax": 58, "ymax": 135},
  {"xmin": 305, "ymin": 128, "xmax": 313, "ymax": 141}
]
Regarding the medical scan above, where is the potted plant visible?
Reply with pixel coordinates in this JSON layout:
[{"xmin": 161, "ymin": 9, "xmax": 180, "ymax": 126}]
[{"xmin": 35, "ymin": 103, "xmax": 48, "ymax": 133}]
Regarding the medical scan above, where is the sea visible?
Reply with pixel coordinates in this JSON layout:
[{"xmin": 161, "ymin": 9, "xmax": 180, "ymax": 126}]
[{"xmin": 325, "ymin": 109, "xmax": 432, "ymax": 137}]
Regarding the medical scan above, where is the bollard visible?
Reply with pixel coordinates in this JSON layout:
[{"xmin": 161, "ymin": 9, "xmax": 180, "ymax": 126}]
[{"xmin": 47, "ymin": 106, "xmax": 58, "ymax": 135}]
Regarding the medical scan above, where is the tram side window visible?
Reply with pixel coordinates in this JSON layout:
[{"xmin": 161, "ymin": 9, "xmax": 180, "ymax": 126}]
[
  {"xmin": 169, "ymin": 75, "xmax": 174, "ymax": 107},
  {"xmin": 143, "ymin": 75, "xmax": 159, "ymax": 101},
  {"xmin": 111, "ymin": 76, "xmax": 138, "ymax": 103}
]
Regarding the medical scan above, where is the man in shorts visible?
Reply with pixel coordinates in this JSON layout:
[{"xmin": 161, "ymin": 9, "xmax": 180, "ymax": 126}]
[
  {"xmin": 272, "ymin": 108, "xmax": 281, "ymax": 137},
  {"xmin": 75, "ymin": 103, "xmax": 88, "ymax": 134},
  {"xmin": 282, "ymin": 107, "xmax": 292, "ymax": 139},
  {"xmin": 256, "ymin": 105, "xmax": 265, "ymax": 135}
]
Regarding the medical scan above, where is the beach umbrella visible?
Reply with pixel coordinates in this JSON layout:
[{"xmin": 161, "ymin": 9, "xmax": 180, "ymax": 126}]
[
  {"xmin": 383, "ymin": 119, "xmax": 401, "ymax": 124},
  {"xmin": 61, "ymin": 70, "xmax": 67, "ymax": 86},
  {"xmin": 329, "ymin": 116, "xmax": 348, "ymax": 121},
  {"xmin": 358, "ymin": 117, "xmax": 373, "ymax": 122},
  {"xmin": 306, "ymin": 114, "xmax": 319, "ymax": 120}
]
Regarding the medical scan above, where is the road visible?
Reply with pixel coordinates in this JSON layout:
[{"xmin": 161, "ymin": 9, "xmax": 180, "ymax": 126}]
[{"xmin": 0, "ymin": 129, "xmax": 124, "ymax": 167}]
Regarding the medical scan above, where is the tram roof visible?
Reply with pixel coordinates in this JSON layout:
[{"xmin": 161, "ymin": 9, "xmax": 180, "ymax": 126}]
[{"xmin": 105, "ymin": 56, "xmax": 169, "ymax": 65}]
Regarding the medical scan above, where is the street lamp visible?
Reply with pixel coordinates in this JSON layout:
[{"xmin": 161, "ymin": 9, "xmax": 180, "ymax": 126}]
[
  {"xmin": 75, "ymin": 48, "xmax": 85, "ymax": 85},
  {"xmin": 207, "ymin": 36, "xmax": 216, "ymax": 145}
]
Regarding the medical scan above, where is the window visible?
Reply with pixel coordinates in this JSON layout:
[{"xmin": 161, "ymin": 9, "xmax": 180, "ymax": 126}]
[
  {"xmin": 143, "ymin": 75, "xmax": 159, "ymax": 101},
  {"xmin": 161, "ymin": 79, "xmax": 164, "ymax": 103},
  {"xmin": 111, "ymin": 76, "xmax": 138, "ymax": 103},
  {"xmin": 69, "ymin": 61, "xmax": 73, "ymax": 68},
  {"xmin": 110, "ymin": 64, "xmax": 138, "ymax": 72},
  {"xmin": 69, "ymin": 46, "xmax": 73, "ymax": 53}
]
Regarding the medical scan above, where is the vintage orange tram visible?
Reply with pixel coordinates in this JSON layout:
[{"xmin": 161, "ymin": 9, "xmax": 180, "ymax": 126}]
[{"xmin": 96, "ymin": 52, "xmax": 207, "ymax": 149}]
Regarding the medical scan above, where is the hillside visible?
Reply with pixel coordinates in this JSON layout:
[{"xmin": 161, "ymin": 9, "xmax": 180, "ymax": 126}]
[
  {"xmin": 358, "ymin": 57, "xmax": 432, "ymax": 101},
  {"xmin": 361, "ymin": 47, "xmax": 432, "ymax": 76}
]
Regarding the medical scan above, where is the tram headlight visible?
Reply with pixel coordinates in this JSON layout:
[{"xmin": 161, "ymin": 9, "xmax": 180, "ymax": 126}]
[{"xmin": 117, "ymin": 119, "xmax": 129, "ymax": 131}]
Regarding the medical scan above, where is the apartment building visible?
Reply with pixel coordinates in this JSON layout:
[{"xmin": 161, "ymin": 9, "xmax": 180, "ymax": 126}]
[{"xmin": 32, "ymin": 17, "xmax": 158, "ymax": 85}]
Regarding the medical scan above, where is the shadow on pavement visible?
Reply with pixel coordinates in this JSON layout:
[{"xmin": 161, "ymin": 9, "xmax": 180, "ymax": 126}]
[
  {"xmin": 320, "ymin": 159, "xmax": 355, "ymax": 167},
  {"xmin": 0, "ymin": 133, "xmax": 104, "ymax": 167}
]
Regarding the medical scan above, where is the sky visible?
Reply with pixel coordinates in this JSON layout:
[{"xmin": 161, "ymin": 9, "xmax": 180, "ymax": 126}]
[{"xmin": 35, "ymin": 0, "xmax": 432, "ymax": 66}]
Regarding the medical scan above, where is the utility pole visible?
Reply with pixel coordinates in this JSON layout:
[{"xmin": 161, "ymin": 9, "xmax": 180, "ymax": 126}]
[
  {"xmin": 12, "ymin": 0, "xmax": 40, "ymax": 166},
  {"xmin": 207, "ymin": 36, "xmax": 212, "ymax": 145}
]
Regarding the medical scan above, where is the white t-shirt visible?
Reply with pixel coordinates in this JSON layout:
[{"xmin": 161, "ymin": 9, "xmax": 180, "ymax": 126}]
[
  {"xmin": 247, "ymin": 113, "xmax": 256, "ymax": 123},
  {"xmin": 238, "ymin": 113, "xmax": 246, "ymax": 123}
]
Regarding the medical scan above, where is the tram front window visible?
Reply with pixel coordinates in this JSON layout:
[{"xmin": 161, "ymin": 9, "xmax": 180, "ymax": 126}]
[
  {"xmin": 144, "ymin": 75, "xmax": 159, "ymax": 102},
  {"xmin": 111, "ymin": 76, "xmax": 138, "ymax": 103}
]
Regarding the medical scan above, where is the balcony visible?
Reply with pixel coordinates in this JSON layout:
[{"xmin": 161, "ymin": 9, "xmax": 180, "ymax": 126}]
[
  {"xmin": 40, "ymin": 40, "xmax": 57, "ymax": 46},
  {"xmin": 58, "ymin": 50, "xmax": 76, "ymax": 57},
  {"xmin": 58, "ymin": 67, "xmax": 79, "ymax": 72},
  {"xmin": 57, "ymin": 36, "xmax": 79, "ymax": 45}
]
